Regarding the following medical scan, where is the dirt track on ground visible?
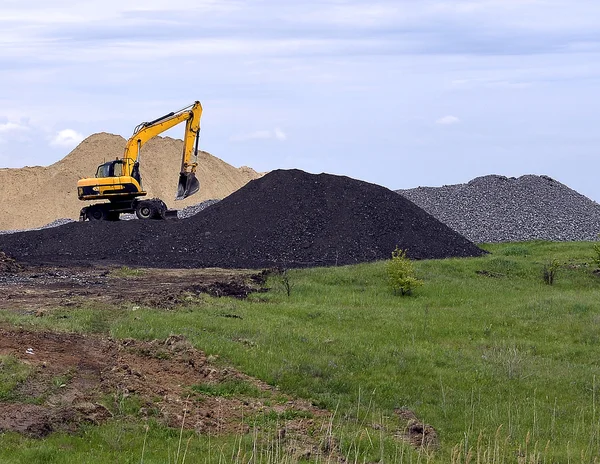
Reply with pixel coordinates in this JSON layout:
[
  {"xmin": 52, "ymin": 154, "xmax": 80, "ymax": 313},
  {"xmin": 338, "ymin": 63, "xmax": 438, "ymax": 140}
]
[
  {"xmin": 0, "ymin": 261, "xmax": 267, "ymax": 311},
  {"xmin": 0, "ymin": 328, "xmax": 331, "ymax": 452}
]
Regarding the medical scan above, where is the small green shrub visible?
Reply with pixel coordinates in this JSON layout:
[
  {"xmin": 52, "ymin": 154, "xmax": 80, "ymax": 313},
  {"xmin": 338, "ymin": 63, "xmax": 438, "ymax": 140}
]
[
  {"xmin": 385, "ymin": 247, "xmax": 423, "ymax": 296},
  {"xmin": 277, "ymin": 268, "xmax": 293, "ymax": 297},
  {"xmin": 592, "ymin": 235, "xmax": 600, "ymax": 269},
  {"xmin": 542, "ymin": 259, "xmax": 559, "ymax": 285},
  {"xmin": 112, "ymin": 266, "xmax": 145, "ymax": 277}
]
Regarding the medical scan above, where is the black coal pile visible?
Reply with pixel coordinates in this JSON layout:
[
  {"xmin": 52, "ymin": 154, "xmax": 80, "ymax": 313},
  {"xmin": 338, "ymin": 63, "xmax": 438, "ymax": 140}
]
[
  {"xmin": 398, "ymin": 175, "xmax": 600, "ymax": 243},
  {"xmin": 0, "ymin": 170, "xmax": 484, "ymax": 269}
]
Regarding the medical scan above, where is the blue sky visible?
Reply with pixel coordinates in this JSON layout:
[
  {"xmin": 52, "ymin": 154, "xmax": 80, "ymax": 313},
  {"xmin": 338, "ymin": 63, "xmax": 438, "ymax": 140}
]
[{"xmin": 1, "ymin": 0, "xmax": 599, "ymax": 201}]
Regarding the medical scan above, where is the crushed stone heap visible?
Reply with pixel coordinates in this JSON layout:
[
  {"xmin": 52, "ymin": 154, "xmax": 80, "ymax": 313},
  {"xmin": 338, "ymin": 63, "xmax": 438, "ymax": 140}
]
[
  {"xmin": 398, "ymin": 175, "xmax": 600, "ymax": 243},
  {"xmin": 0, "ymin": 169, "xmax": 485, "ymax": 269}
]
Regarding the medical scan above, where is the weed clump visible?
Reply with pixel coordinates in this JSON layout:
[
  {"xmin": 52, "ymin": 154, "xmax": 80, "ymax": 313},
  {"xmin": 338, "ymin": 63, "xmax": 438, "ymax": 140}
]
[
  {"xmin": 542, "ymin": 259, "xmax": 559, "ymax": 285},
  {"xmin": 386, "ymin": 247, "xmax": 423, "ymax": 296}
]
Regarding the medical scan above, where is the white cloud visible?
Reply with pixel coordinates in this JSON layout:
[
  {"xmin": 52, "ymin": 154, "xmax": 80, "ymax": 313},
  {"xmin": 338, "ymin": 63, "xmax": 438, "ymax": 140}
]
[
  {"xmin": 274, "ymin": 128, "xmax": 287, "ymax": 141},
  {"xmin": 0, "ymin": 121, "xmax": 29, "ymax": 133},
  {"xmin": 231, "ymin": 128, "xmax": 287, "ymax": 142},
  {"xmin": 50, "ymin": 129, "xmax": 84, "ymax": 147},
  {"xmin": 436, "ymin": 115, "xmax": 461, "ymax": 125},
  {"xmin": 451, "ymin": 78, "xmax": 532, "ymax": 89}
]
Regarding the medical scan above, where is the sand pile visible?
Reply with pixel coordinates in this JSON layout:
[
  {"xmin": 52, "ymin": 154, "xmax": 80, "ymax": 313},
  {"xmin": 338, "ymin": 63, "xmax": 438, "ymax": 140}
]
[
  {"xmin": 0, "ymin": 133, "xmax": 262, "ymax": 230},
  {"xmin": 398, "ymin": 175, "xmax": 600, "ymax": 243},
  {"xmin": 0, "ymin": 169, "xmax": 485, "ymax": 269}
]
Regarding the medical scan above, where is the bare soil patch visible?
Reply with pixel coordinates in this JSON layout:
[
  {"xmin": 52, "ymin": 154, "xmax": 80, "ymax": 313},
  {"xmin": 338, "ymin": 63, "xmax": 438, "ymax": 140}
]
[
  {"xmin": 0, "ymin": 328, "xmax": 331, "ymax": 454},
  {"xmin": 0, "ymin": 251, "xmax": 22, "ymax": 273}
]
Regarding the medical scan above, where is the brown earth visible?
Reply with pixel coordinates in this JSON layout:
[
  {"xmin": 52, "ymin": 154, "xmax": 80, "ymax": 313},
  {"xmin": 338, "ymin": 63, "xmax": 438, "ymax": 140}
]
[
  {"xmin": 0, "ymin": 328, "xmax": 336, "ymax": 458},
  {"xmin": 0, "ymin": 133, "xmax": 262, "ymax": 230}
]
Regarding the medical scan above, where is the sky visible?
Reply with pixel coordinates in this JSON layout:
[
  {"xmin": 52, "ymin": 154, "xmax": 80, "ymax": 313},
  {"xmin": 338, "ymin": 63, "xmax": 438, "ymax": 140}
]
[{"xmin": 1, "ymin": 0, "xmax": 599, "ymax": 201}]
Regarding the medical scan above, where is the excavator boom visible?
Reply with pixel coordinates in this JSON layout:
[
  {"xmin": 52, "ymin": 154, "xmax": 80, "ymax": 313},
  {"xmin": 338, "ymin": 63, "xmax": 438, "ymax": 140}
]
[{"xmin": 124, "ymin": 101, "xmax": 203, "ymax": 200}]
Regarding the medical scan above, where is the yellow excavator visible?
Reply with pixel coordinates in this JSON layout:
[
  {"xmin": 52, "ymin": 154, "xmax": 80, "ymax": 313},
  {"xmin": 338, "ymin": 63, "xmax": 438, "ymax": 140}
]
[{"xmin": 77, "ymin": 101, "xmax": 202, "ymax": 221}]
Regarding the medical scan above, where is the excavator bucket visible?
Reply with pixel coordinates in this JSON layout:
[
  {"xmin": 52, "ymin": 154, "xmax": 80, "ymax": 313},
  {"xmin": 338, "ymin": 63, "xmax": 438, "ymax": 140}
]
[{"xmin": 176, "ymin": 172, "xmax": 200, "ymax": 200}]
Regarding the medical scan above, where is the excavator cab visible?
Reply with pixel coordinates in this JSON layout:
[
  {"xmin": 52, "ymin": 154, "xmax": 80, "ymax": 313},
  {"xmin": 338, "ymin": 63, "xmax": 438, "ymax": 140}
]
[{"xmin": 95, "ymin": 159, "xmax": 123, "ymax": 178}]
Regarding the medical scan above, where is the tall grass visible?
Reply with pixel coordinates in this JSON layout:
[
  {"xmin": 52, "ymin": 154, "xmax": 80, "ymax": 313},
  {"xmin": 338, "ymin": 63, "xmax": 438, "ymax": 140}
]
[{"xmin": 1, "ymin": 241, "xmax": 600, "ymax": 461}]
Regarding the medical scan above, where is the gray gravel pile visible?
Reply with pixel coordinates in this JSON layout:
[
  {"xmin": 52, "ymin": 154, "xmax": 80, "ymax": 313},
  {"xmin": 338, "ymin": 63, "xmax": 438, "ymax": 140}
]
[
  {"xmin": 398, "ymin": 175, "xmax": 600, "ymax": 243},
  {"xmin": 177, "ymin": 199, "xmax": 220, "ymax": 219},
  {"xmin": 120, "ymin": 199, "xmax": 220, "ymax": 220},
  {"xmin": 0, "ymin": 218, "xmax": 76, "ymax": 236}
]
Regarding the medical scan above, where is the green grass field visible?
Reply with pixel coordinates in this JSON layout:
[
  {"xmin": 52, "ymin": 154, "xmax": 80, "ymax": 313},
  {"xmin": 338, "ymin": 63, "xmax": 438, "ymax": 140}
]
[{"xmin": 2, "ymin": 241, "xmax": 600, "ymax": 463}]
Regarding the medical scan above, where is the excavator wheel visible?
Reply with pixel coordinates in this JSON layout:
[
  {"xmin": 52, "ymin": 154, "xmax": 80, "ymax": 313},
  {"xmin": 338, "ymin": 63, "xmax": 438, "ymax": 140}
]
[
  {"xmin": 87, "ymin": 204, "xmax": 108, "ymax": 221},
  {"xmin": 135, "ymin": 200, "xmax": 158, "ymax": 220}
]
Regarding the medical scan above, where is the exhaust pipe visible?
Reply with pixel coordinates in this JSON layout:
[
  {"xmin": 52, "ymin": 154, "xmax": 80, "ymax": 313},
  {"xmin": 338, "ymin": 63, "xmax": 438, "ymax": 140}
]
[{"xmin": 176, "ymin": 172, "xmax": 200, "ymax": 200}]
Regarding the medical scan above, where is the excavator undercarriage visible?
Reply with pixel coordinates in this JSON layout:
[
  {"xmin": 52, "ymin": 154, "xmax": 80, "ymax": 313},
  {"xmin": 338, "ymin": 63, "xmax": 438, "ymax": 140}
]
[{"xmin": 80, "ymin": 198, "xmax": 178, "ymax": 222}]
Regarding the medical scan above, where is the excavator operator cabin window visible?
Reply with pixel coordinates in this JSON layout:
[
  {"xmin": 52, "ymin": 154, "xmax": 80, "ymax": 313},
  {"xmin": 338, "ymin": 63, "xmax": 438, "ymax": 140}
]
[
  {"xmin": 96, "ymin": 162, "xmax": 111, "ymax": 178},
  {"xmin": 112, "ymin": 160, "xmax": 123, "ymax": 177},
  {"xmin": 95, "ymin": 160, "xmax": 123, "ymax": 178}
]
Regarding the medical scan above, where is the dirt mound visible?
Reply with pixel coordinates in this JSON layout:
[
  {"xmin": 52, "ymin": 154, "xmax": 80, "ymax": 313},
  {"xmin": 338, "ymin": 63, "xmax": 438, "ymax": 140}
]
[
  {"xmin": 395, "ymin": 409, "xmax": 439, "ymax": 450},
  {"xmin": 0, "ymin": 133, "xmax": 262, "ymax": 231},
  {"xmin": 398, "ymin": 175, "xmax": 600, "ymax": 242},
  {"xmin": 0, "ymin": 329, "xmax": 330, "ymax": 443},
  {"xmin": 0, "ymin": 170, "xmax": 484, "ymax": 268},
  {"xmin": 0, "ymin": 251, "xmax": 22, "ymax": 273}
]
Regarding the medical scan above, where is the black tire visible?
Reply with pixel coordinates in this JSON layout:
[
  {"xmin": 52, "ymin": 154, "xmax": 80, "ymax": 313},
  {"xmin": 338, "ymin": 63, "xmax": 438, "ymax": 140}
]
[
  {"xmin": 135, "ymin": 201, "xmax": 157, "ymax": 220},
  {"xmin": 87, "ymin": 205, "xmax": 108, "ymax": 221}
]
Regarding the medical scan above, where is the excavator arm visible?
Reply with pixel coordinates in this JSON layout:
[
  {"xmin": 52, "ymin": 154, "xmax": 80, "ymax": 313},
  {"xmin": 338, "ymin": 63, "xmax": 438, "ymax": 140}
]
[{"xmin": 123, "ymin": 100, "xmax": 203, "ymax": 199}]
